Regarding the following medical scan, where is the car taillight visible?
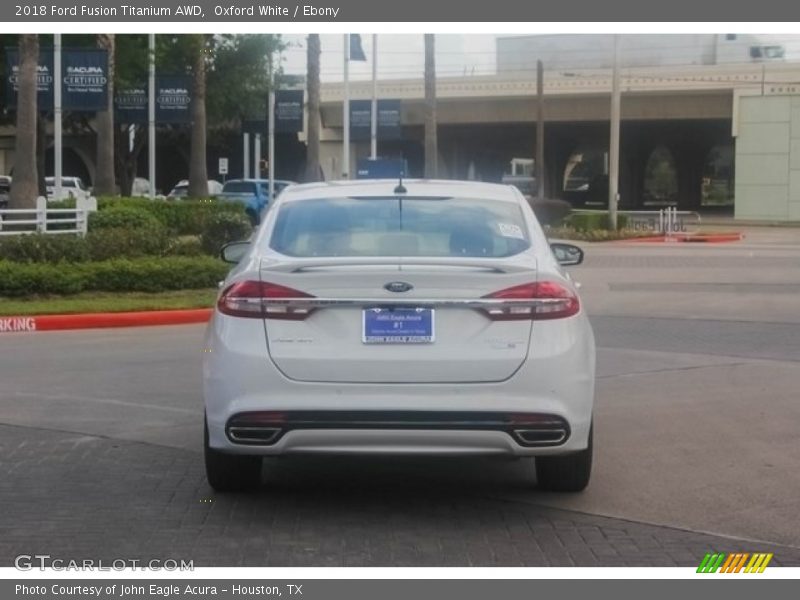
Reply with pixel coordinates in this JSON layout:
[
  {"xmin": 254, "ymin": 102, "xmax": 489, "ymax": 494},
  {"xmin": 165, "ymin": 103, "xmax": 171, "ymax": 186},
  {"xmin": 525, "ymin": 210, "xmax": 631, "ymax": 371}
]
[
  {"xmin": 217, "ymin": 281, "xmax": 315, "ymax": 320},
  {"xmin": 482, "ymin": 281, "xmax": 579, "ymax": 321}
]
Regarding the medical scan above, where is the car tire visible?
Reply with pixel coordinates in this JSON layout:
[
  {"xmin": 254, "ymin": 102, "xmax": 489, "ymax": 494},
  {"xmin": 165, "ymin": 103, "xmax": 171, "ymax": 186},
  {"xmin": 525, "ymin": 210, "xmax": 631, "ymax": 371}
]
[
  {"xmin": 204, "ymin": 417, "xmax": 262, "ymax": 492},
  {"xmin": 535, "ymin": 424, "xmax": 592, "ymax": 492}
]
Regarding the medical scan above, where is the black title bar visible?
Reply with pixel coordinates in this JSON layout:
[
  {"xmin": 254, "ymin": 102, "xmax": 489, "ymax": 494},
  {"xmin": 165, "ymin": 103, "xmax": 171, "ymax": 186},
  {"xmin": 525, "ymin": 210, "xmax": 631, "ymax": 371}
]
[{"xmin": 3, "ymin": 0, "xmax": 799, "ymax": 22}]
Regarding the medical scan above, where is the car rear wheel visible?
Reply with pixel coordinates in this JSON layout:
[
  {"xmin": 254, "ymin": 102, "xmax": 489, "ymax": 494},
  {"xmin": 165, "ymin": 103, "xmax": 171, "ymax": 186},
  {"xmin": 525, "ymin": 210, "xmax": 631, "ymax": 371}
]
[
  {"xmin": 535, "ymin": 424, "xmax": 592, "ymax": 492},
  {"xmin": 204, "ymin": 417, "xmax": 262, "ymax": 492}
]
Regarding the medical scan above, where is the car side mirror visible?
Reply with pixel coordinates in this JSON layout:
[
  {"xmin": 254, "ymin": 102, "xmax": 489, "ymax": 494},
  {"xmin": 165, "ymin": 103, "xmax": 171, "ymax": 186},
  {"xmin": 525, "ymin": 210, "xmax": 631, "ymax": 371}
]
[
  {"xmin": 550, "ymin": 242, "xmax": 584, "ymax": 266},
  {"xmin": 220, "ymin": 241, "xmax": 251, "ymax": 264}
]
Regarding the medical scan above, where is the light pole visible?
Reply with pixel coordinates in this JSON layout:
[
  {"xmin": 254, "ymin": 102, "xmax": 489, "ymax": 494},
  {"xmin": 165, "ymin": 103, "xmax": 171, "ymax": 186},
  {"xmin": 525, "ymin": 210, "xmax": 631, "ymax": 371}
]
[
  {"xmin": 148, "ymin": 33, "xmax": 155, "ymax": 199},
  {"xmin": 54, "ymin": 34, "xmax": 62, "ymax": 202},
  {"xmin": 608, "ymin": 35, "xmax": 621, "ymax": 230}
]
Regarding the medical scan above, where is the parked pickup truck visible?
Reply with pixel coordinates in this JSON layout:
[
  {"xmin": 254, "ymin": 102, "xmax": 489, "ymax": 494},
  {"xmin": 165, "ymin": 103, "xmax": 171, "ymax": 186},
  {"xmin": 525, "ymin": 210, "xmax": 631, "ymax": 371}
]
[{"xmin": 217, "ymin": 179, "xmax": 295, "ymax": 224}]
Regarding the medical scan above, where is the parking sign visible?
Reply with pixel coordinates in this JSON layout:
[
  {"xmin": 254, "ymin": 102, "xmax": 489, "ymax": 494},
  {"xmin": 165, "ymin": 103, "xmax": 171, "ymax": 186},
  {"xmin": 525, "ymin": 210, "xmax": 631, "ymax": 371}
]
[{"xmin": 218, "ymin": 158, "xmax": 229, "ymax": 175}]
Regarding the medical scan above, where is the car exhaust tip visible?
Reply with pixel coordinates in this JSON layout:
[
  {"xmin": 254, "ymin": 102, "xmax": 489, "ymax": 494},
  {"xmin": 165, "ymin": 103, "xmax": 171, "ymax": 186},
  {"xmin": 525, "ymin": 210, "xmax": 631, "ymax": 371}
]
[
  {"xmin": 512, "ymin": 428, "xmax": 569, "ymax": 446},
  {"xmin": 227, "ymin": 426, "xmax": 283, "ymax": 445}
]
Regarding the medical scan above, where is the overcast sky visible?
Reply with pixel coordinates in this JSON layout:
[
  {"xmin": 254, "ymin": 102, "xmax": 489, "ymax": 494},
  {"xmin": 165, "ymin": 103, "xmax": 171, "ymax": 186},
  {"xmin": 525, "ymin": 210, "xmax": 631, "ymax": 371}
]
[
  {"xmin": 278, "ymin": 34, "xmax": 499, "ymax": 81},
  {"xmin": 276, "ymin": 33, "xmax": 800, "ymax": 82}
]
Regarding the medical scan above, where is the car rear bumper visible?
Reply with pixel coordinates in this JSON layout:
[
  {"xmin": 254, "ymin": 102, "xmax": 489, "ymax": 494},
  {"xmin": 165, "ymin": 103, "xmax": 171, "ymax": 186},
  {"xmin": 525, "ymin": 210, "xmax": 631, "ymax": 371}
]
[
  {"xmin": 203, "ymin": 313, "xmax": 595, "ymax": 457},
  {"xmin": 222, "ymin": 429, "xmax": 564, "ymax": 456}
]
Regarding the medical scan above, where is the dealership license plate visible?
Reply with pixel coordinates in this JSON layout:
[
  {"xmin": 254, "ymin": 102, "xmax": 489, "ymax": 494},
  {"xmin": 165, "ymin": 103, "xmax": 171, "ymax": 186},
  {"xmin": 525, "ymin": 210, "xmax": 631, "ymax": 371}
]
[{"xmin": 362, "ymin": 308, "xmax": 435, "ymax": 344}]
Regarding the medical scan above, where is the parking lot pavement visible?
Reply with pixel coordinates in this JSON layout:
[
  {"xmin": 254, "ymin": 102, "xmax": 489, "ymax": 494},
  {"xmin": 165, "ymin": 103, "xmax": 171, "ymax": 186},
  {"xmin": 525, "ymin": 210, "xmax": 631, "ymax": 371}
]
[
  {"xmin": 2, "ymin": 234, "xmax": 800, "ymax": 566},
  {"xmin": 2, "ymin": 422, "xmax": 800, "ymax": 567},
  {"xmin": 572, "ymin": 230, "xmax": 800, "ymax": 323}
]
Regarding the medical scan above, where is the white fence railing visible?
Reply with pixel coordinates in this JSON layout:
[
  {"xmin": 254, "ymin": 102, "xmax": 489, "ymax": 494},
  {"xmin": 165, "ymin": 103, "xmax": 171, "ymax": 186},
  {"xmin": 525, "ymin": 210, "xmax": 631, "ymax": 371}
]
[{"xmin": 0, "ymin": 197, "xmax": 97, "ymax": 236}]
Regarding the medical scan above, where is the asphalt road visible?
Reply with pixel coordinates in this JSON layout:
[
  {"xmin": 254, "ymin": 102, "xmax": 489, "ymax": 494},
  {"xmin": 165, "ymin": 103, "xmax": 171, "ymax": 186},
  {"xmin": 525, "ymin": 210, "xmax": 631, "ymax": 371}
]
[{"xmin": 1, "ymin": 230, "xmax": 800, "ymax": 564}]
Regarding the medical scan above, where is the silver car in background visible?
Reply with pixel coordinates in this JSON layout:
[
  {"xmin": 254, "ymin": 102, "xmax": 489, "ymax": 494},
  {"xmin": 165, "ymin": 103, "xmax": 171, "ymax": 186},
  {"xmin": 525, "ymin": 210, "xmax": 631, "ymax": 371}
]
[{"xmin": 203, "ymin": 179, "xmax": 595, "ymax": 492}]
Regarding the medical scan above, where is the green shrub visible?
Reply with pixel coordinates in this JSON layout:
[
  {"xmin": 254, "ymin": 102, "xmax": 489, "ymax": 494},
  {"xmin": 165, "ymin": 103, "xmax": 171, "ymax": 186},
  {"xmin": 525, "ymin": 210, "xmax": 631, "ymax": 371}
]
[
  {"xmin": 546, "ymin": 226, "xmax": 653, "ymax": 242},
  {"xmin": 96, "ymin": 197, "xmax": 246, "ymax": 235},
  {"xmin": 46, "ymin": 198, "xmax": 77, "ymax": 210},
  {"xmin": 0, "ymin": 233, "xmax": 90, "ymax": 263},
  {"xmin": 0, "ymin": 256, "xmax": 229, "ymax": 297},
  {"xmin": 85, "ymin": 225, "xmax": 171, "ymax": 261},
  {"xmin": 528, "ymin": 198, "xmax": 573, "ymax": 226},
  {"xmin": 88, "ymin": 206, "xmax": 162, "ymax": 231},
  {"xmin": 566, "ymin": 212, "xmax": 629, "ymax": 231},
  {"xmin": 200, "ymin": 212, "xmax": 253, "ymax": 255},
  {"xmin": 0, "ymin": 261, "xmax": 86, "ymax": 295},
  {"xmin": 166, "ymin": 236, "xmax": 205, "ymax": 257}
]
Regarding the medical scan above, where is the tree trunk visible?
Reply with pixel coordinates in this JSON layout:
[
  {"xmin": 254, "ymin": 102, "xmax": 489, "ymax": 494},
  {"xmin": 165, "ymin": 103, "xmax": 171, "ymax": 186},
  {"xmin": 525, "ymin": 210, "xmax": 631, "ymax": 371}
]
[
  {"xmin": 423, "ymin": 34, "xmax": 438, "ymax": 179},
  {"xmin": 94, "ymin": 34, "xmax": 116, "ymax": 196},
  {"xmin": 304, "ymin": 34, "xmax": 322, "ymax": 182},
  {"xmin": 188, "ymin": 35, "xmax": 209, "ymax": 198},
  {"xmin": 9, "ymin": 34, "xmax": 39, "ymax": 210},
  {"xmin": 36, "ymin": 113, "xmax": 47, "ymax": 197},
  {"xmin": 115, "ymin": 124, "xmax": 145, "ymax": 197}
]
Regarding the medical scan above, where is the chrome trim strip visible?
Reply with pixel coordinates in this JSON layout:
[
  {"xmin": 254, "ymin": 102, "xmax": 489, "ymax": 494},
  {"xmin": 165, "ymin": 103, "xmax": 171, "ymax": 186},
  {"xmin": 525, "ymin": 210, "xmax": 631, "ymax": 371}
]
[{"xmin": 259, "ymin": 297, "xmax": 568, "ymax": 308}]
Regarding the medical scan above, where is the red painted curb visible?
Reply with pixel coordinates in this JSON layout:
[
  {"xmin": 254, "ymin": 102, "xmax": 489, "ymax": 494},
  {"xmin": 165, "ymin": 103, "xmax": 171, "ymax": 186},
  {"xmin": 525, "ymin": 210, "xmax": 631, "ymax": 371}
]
[
  {"xmin": 615, "ymin": 232, "xmax": 744, "ymax": 244},
  {"xmin": 0, "ymin": 308, "xmax": 212, "ymax": 333}
]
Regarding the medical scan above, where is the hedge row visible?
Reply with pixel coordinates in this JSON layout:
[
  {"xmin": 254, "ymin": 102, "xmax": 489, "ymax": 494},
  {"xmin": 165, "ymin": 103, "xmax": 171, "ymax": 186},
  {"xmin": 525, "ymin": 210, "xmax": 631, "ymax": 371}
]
[
  {"xmin": 1, "ymin": 214, "xmax": 251, "ymax": 264},
  {"xmin": 48, "ymin": 197, "xmax": 247, "ymax": 236},
  {"xmin": 0, "ymin": 256, "xmax": 229, "ymax": 296},
  {"xmin": 565, "ymin": 212, "xmax": 630, "ymax": 231},
  {"xmin": 96, "ymin": 197, "xmax": 246, "ymax": 235},
  {"xmin": 546, "ymin": 227, "xmax": 652, "ymax": 242},
  {"xmin": 0, "ymin": 229, "xmax": 183, "ymax": 263}
]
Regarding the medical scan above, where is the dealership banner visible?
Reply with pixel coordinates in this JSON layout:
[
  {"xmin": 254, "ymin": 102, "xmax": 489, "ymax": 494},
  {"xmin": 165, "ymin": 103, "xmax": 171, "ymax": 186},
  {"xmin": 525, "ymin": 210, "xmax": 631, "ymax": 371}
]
[
  {"xmin": 115, "ymin": 86, "xmax": 148, "ymax": 124},
  {"xmin": 4, "ymin": 48, "xmax": 54, "ymax": 111},
  {"xmin": 62, "ymin": 49, "xmax": 108, "ymax": 111},
  {"xmin": 349, "ymin": 99, "xmax": 402, "ymax": 142},
  {"xmin": 5, "ymin": 48, "xmax": 108, "ymax": 111},
  {"xmin": 155, "ymin": 76, "xmax": 192, "ymax": 123},
  {"xmin": 274, "ymin": 89, "xmax": 304, "ymax": 134}
]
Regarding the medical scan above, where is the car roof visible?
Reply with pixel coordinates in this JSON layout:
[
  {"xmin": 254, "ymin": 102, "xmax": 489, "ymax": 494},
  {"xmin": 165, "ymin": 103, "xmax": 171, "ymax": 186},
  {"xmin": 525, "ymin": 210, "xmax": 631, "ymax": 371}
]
[{"xmin": 279, "ymin": 179, "xmax": 522, "ymax": 203}]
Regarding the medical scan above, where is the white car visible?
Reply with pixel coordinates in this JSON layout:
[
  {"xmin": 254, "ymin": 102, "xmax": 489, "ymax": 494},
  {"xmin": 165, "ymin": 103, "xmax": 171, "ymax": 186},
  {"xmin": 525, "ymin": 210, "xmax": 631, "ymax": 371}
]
[
  {"xmin": 167, "ymin": 179, "xmax": 224, "ymax": 199},
  {"xmin": 45, "ymin": 176, "xmax": 91, "ymax": 202},
  {"xmin": 203, "ymin": 179, "xmax": 595, "ymax": 492}
]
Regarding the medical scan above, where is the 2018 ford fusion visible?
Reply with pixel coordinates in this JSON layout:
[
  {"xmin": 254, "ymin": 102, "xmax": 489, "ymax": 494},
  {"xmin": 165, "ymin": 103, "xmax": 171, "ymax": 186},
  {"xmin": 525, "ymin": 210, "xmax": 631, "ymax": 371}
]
[{"xmin": 203, "ymin": 179, "xmax": 595, "ymax": 492}]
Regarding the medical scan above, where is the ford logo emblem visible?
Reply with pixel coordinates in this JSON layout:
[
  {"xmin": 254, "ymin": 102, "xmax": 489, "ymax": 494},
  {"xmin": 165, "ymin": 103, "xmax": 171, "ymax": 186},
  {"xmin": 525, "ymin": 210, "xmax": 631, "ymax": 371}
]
[{"xmin": 384, "ymin": 281, "xmax": 413, "ymax": 293}]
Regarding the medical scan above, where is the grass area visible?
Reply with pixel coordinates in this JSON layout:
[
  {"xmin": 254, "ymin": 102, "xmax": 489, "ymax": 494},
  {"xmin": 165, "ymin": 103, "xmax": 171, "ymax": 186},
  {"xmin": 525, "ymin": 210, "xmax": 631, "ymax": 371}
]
[{"xmin": 0, "ymin": 289, "xmax": 217, "ymax": 316}]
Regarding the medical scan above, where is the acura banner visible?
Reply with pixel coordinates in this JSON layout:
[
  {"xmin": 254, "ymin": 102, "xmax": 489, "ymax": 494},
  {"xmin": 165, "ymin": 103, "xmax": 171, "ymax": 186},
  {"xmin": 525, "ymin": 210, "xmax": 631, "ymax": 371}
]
[{"xmin": 4, "ymin": 47, "xmax": 107, "ymax": 111}]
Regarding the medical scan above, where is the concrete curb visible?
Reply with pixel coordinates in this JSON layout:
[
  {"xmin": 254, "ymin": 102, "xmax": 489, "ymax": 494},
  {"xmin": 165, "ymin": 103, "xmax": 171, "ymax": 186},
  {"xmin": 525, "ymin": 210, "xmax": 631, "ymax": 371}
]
[{"xmin": 0, "ymin": 308, "xmax": 212, "ymax": 334}]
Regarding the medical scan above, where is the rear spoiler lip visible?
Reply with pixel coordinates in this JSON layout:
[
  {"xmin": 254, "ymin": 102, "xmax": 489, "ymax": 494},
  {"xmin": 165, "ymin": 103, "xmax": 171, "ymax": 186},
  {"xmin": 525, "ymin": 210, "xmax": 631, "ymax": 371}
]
[{"xmin": 259, "ymin": 255, "xmax": 537, "ymax": 274}]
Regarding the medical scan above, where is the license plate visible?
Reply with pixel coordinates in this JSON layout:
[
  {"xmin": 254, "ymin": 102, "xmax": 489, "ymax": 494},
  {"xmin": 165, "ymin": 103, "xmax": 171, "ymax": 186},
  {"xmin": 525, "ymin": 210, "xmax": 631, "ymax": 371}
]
[{"xmin": 362, "ymin": 308, "xmax": 435, "ymax": 344}]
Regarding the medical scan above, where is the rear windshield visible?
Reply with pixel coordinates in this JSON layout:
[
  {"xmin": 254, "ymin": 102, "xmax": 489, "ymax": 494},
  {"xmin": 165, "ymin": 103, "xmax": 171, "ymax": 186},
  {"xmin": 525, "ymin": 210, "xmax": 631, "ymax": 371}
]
[
  {"xmin": 269, "ymin": 197, "xmax": 531, "ymax": 258},
  {"xmin": 223, "ymin": 181, "xmax": 256, "ymax": 194}
]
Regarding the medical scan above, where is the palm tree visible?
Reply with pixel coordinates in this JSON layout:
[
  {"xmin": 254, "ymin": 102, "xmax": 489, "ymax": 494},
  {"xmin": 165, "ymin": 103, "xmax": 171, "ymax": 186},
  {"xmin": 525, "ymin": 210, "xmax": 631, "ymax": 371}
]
[
  {"xmin": 423, "ymin": 34, "xmax": 437, "ymax": 179},
  {"xmin": 9, "ymin": 34, "xmax": 39, "ymax": 210},
  {"xmin": 94, "ymin": 34, "xmax": 116, "ymax": 196},
  {"xmin": 188, "ymin": 34, "xmax": 209, "ymax": 198},
  {"xmin": 304, "ymin": 34, "xmax": 322, "ymax": 182}
]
